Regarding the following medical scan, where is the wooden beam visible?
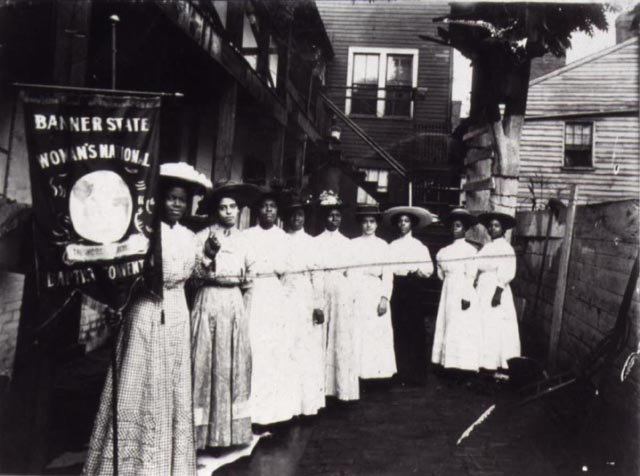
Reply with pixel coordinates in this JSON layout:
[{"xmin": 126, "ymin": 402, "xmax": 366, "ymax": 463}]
[
  {"xmin": 548, "ymin": 184, "xmax": 579, "ymax": 371},
  {"xmin": 213, "ymin": 78, "xmax": 238, "ymax": 181},
  {"xmin": 156, "ymin": 2, "xmax": 287, "ymax": 126},
  {"xmin": 268, "ymin": 123, "xmax": 286, "ymax": 183}
]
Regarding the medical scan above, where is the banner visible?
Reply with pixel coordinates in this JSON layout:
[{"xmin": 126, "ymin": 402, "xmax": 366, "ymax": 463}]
[{"xmin": 21, "ymin": 91, "xmax": 162, "ymax": 322}]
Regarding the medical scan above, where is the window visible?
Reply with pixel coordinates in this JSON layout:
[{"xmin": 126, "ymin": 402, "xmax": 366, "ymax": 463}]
[
  {"xmin": 564, "ymin": 122, "xmax": 593, "ymax": 168},
  {"xmin": 346, "ymin": 47, "xmax": 418, "ymax": 118},
  {"xmin": 357, "ymin": 169, "xmax": 389, "ymax": 205}
]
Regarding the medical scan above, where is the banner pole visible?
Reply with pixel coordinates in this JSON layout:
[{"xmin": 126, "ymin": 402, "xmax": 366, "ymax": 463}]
[{"xmin": 109, "ymin": 13, "xmax": 121, "ymax": 476}]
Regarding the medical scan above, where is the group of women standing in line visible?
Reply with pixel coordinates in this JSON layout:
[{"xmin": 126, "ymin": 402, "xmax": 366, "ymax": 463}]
[
  {"xmin": 82, "ymin": 162, "xmax": 521, "ymax": 476},
  {"xmin": 431, "ymin": 208, "xmax": 521, "ymax": 378}
]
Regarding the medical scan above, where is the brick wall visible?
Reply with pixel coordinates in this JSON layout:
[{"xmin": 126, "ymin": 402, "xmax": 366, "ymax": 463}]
[
  {"xmin": 0, "ymin": 271, "xmax": 25, "ymax": 379},
  {"xmin": 512, "ymin": 199, "xmax": 639, "ymax": 456}
]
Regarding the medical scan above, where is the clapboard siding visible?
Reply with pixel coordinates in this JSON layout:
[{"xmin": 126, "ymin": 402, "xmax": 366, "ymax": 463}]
[
  {"xmin": 526, "ymin": 38, "xmax": 639, "ymax": 115},
  {"xmin": 519, "ymin": 117, "xmax": 640, "ymax": 208},
  {"xmin": 317, "ymin": 0, "xmax": 452, "ymax": 168},
  {"xmin": 518, "ymin": 38, "xmax": 639, "ymax": 209}
]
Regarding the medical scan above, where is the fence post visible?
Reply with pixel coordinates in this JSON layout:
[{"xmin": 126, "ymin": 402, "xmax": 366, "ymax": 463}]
[{"xmin": 547, "ymin": 184, "xmax": 578, "ymax": 372}]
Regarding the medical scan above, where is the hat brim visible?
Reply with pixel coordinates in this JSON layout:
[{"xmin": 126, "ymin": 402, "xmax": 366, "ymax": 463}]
[
  {"xmin": 478, "ymin": 212, "xmax": 517, "ymax": 230},
  {"xmin": 382, "ymin": 206, "xmax": 434, "ymax": 229},
  {"xmin": 197, "ymin": 183, "xmax": 261, "ymax": 214}
]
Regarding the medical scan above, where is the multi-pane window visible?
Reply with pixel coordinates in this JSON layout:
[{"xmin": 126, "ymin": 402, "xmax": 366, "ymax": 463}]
[
  {"xmin": 346, "ymin": 47, "xmax": 418, "ymax": 118},
  {"xmin": 564, "ymin": 122, "xmax": 593, "ymax": 168},
  {"xmin": 385, "ymin": 54, "xmax": 413, "ymax": 116},
  {"xmin": 351, "ymin": 54, "xmax": 380, "ymax": 115},
  {"xmin": 356, "ymin": 169, "xmax": 389, "ymax": 205}
]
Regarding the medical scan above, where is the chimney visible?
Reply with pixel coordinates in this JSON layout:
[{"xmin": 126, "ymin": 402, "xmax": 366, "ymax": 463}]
[{"xmin": 616, "ymin": 7, "xmax": 640, "ymax": 44}]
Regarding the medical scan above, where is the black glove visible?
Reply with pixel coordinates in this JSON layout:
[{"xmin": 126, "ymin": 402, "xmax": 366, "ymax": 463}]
[
  {"xmin": 491, "ymin": 287, "xmax": 503, "ymax": 308},
  {"xmin": 461, "ymin": 299, "xmax": 470, "ymax": 310},
  {"xmin": 313, "ymin": 309, "xmax": 325, "ymax": 325},
  {"xmin": 105, "ymin": 308, "xmax": 123, "ymax": 328}
]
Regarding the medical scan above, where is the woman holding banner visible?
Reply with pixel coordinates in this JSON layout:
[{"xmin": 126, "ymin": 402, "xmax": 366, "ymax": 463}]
[
  {"xmin": 191, "ymin": 180, "xmax": 259, "ymax": 449},
  {"xmin": 83, "ymin": 163, "xmax": 211, "ymax": 476}
]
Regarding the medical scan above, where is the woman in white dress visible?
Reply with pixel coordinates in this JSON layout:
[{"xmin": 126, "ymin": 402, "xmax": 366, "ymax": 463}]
[
  {"xmin": 431, "ymin": 208, "xmax": 481, "ymax": 373},
  {"xmin": 383, "ymin": 206, "xmax": 434, "ymax": 386},
  {"xmin": 281, "ymin": 193, "xmax": 326, "ymax": 416},
  {"xmin": 314, "ymin": 190, "xmax": 359, "ymax": 402},
  {"xmin": 243, "ymin": 189, "xmax": 300, "ymax": 425},
  {"xmin": 349, "ymin": 205, "xmax": 396, "ymax": 380},
  {"xmin": 191, "ymin": 180, "xmax": 259, "ymax": 449},
  {"xmin": 84, "ymin": 163, "xmax": 211, "ymax": 476},
  {"xmin": 476, "ymin": 212, "xmax": 520, "ymax": 371}
]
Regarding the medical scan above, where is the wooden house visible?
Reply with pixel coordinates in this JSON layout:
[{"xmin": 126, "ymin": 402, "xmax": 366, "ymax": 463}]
[
  {"xmin": 518, "ymin": 36, "xmax": 639, "ymax": 210},
  {"xmin": 316, "ymin": 0, "xmax": 457, "ymax": 231}
]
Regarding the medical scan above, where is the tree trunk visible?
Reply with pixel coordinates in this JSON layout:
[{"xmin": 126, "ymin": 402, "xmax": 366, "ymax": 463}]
[{"xmin": 463, "ymin": 57, "xmax": 531, "ymax": 218}]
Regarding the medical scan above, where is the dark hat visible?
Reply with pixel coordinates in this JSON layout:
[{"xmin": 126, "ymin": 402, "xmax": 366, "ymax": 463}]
[
  {"xmin": 252, "ymin": 184, "xmax": 285, "ymax": 209},
  {"xmin": 382, "ymin": 205, "xmax": 435, "ymax": 230},
  {"xmin": 196, "ymin": 180, "xmax": 261, "ymax": 214},
  {"xmin": 478, "ymin": 211, "xmax": 517, "ymax": 230},
  {"xmin": 355, "ymin": 204, "xmax": 382, "ymax": 218},
  {"xmin": 316, "ymin": 190, "xmax": 349, "ymax": 210},
  {"xmin": 445, "ymin": 208, "xmax": 478, "ymax": 228},
  {"xmin": 280, "ymin": 191, "xmax": 314, "ymax": 212}
]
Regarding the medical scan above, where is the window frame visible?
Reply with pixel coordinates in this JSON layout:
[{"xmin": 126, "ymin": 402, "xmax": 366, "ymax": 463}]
[
  {"xmin": 345, "ymin": 46, "xmax": 419, "ymax": 119},
  {"xmin": 562, "ymin": 121, "xmax": 595, "ymax": 169},
  {"xmin": 356, "ymin": 168, "xmax": 390, "ymax": 205}
]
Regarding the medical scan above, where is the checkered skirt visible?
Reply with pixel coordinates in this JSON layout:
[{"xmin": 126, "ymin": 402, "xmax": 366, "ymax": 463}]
[{"xmin": 82, "ymin": 286, "xmax": 196, "ymax": 476}]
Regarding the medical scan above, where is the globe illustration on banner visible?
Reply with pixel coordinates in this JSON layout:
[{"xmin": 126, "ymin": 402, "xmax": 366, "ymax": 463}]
[{"xmin": 69, "ymin": 170, "xmax": 133, "ymax": 244}]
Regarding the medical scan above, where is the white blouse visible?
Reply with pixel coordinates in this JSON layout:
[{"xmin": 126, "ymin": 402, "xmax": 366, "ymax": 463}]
[
  {"xmin": 388, "ymin": 232, "xmax": 434, "ymax": 278},
  {"xmin": 314, "ymin": 229, "xmax": 352, "ymax": 276},
  {"xmin": 476, "ymin": 237, "xmax": 516, "ymax": 288},
  {"xmin": 348, "ymin": 235, "xmax": 392, "ymax": 299}
]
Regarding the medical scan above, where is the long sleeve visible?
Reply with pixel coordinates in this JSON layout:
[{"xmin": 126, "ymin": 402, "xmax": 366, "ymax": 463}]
[
  {"xmin": 380, "ymin": 242, "xmax": 393, "ymax": 299},
  {"xmin": 435, "ymin": 249, "xmax": 445, "ymax": 281},
  {"xmin": 193, "ymin": 228, "xmax": 215, "ymax": 281},
  {"xmin": 496, "ymin": 241, "xmax": 516, "ymax": 288},
  {"xmin": 418, "ymin": 245, "xmax": 434, "ymax": 278}
]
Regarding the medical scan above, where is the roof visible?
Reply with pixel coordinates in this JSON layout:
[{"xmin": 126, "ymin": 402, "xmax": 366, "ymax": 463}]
[{"xmin": 530, "ymin": 36, "xmax": 638, "ymax": 87}]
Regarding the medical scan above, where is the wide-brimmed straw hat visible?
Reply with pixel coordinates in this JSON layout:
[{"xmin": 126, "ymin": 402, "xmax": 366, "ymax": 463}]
[
  {"xmin": 316, "ymin": 190, "xmax": 349, "ymax": 210},
  {"xmin": 355, "ymin": 204, "xmax": 382, "ymax": 219},
  {"xmin": 445, "ymin": 208, "xmax": 478, "ymax": 229},
  {"xmin": 382, "ymin": 206, "xmax": 434, "ymax": 230},
  {"xmin": 478, "ymin": 211, "xmax": 517, "ymax": 230},
  {"xmin": 196, "ymin": 180, "xmax": 260, "ymax": 214},
  {"xmin": 160, "ymin": 162, "xmax": 212, "ymax": 195}
]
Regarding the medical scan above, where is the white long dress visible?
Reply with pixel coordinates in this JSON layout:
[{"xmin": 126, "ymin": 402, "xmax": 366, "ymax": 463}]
[
  {"xmin": 243, "ymin": 225, "xmax": 300, "ymax": 424},
  {"xmin": 282, "ymin": 229, "xmax": 325, "ymax": 416},
  {"xmin": 476, "ymin": 237, "xmax": 520, "ymax": 370},
  {"xmin": 431, "ymin": 238, "xmax": 481, "ymax": 371},
  {"xmin": 349, "ymin": 235, "xmax": 396, "ymax": 379},
  {"xmin": 315, "ymin": 229, "xmax": 359, "ymax": 401}
]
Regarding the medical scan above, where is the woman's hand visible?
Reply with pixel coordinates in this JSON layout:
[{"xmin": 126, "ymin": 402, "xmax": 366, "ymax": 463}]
[
  {"xmin": 461, "ymin": 299, "xmax": 470, "ymax": 310},
  {"xmin": 204, "ymin": 235, "xmax": 221, "ymax": 260},
  {"xmin": 377, "ymin": 297, "xmax": 389, "ymax": 316},
  {"xmin": 491, "ymin": 287, "xmax": 503, "ymax": 307},
  {"xmin": 313, "ymin": 308, "xmax": 325, "ymax": 325}
]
